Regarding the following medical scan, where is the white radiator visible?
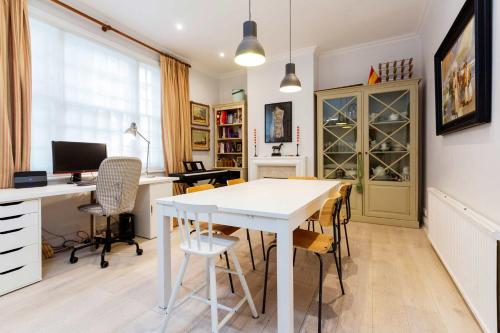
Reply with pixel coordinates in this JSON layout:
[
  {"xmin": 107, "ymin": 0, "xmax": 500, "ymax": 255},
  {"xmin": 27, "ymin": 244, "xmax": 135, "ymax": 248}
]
[{"xmin": 427, "ymin": 188, "xmax": 499, "ymax": 333}]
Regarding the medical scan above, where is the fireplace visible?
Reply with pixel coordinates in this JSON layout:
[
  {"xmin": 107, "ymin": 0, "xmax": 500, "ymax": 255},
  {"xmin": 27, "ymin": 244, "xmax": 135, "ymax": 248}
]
[{"xmin": 248, "ymin": 156, "xmax": 307, "ymax": 180}]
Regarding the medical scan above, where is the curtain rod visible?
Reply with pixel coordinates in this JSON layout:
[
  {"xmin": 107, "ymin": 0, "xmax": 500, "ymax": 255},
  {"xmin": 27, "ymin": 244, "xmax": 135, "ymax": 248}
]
[{"xmin": 49, "ymin": 0, "xmax": 191, "ymax": 68}]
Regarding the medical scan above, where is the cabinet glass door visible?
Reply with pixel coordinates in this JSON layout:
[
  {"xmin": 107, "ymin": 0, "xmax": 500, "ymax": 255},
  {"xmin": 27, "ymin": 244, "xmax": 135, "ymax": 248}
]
[
  {"xmin": 321, "ymin": 94, "xmax": 360, "ymax": 180},
  {"xmin": 367, "ymin": 89, "xmax": 411, "ymax": 182}
]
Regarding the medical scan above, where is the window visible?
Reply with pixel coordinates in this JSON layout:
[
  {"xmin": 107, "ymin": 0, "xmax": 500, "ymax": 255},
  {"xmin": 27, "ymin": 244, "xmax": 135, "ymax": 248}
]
[{"xmin": 30, "ymin": 17, "xmax": 163, "ymax": 173}]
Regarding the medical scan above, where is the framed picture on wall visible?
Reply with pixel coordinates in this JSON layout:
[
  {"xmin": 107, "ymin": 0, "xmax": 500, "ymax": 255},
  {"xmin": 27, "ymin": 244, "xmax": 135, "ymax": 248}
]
[
  {"xmin": 190, "ymin": 101, "xmax": 210, "ymax": 127},
  {"xmin": 265, "ymin": 101, "xmax": 292, "ymax": 143},
  {"xmin": 191, "ymin": 128, "xmax": 210, "ymax": 151},
  {"xmin": 434, "ymin": 0, "xmax": 492, "ymax": 135}
]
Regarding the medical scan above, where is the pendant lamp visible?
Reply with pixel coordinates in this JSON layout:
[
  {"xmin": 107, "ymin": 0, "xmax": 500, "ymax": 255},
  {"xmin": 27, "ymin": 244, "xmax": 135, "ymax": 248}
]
[
  {"xmin": 235, "ymin": 0, "xmax": 266, "ymax": 67},
  {"xmin": 280, "ymin": 0, "xmax": 301, "ymax": 93}
]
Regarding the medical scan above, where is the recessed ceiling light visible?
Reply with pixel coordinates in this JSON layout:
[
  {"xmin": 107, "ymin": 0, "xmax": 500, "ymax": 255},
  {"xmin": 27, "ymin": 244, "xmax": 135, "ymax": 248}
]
[
  {"xmin": 219, "ymin": 52, "xmax": 225, "ymax": 58},
  {"xmin": 175, "ymin": 23, "xmax": 183, "ymax": 31}
]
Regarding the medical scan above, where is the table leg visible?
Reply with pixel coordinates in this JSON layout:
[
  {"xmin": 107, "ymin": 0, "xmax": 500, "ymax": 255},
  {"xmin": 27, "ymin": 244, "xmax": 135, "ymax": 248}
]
[
  {"xmin": 157, "ymin": 206, "xmax": 171, "ymax": 309},
  {"xmin": 276, "ymin": 223, "xmax": 294, "ymax": 333}
]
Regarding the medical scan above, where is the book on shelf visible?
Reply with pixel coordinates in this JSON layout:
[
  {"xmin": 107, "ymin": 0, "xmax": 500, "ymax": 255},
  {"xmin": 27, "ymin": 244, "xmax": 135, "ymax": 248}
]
[
  {"xmin": 216, "ymin": 109, "xmax": 242, "ymax": 125},
  {"xmin": 218, "ymin": 126, "xmax": 241, "ymax": 139},
  {"xmin": 216, "ymin": 157, "xmax": 243, "ymax": 168},
  {"xmin": 218, "ymin": 142, "xmax": 243, "ymax": 154}
]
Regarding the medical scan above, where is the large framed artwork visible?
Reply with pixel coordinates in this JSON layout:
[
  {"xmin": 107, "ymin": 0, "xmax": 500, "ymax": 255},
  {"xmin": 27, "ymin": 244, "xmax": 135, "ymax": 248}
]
[
  {"xmin": 434, "ymin": 0, "xmax": 492, "ymax": 135},
  {"xmin": 191, "ymin": 128, "xmax": 210, "ymax": 151},
  {"xmin": 190, "ymin": 101, "xmax": 210, "ymax": 127},
  {"xmin": 265, "ymin": 102, "xmax": 292, "ymax": 143}
]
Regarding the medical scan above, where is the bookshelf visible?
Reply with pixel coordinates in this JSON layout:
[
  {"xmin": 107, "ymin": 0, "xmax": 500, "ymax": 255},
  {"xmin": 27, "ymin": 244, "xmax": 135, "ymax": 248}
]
[{"xmin": 213, "ymin": 101, "xmax": 247, "ymax": 179}]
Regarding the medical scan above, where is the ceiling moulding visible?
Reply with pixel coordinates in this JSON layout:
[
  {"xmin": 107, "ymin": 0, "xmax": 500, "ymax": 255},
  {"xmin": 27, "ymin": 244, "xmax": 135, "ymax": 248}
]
[
  {"xmin": 189, "ymin": 62, "xmax": 220, "ymax": 79},
  {"xmin": 416, "ymin": 0, "xmax": 433, "ymax": 35},
  {"xmin": 219, "ymin": 69, "xmax": 247, "ymax": 80},
  {"xmin": 318, "ymin": 33, "xmax": 420, "ymax": 58}
]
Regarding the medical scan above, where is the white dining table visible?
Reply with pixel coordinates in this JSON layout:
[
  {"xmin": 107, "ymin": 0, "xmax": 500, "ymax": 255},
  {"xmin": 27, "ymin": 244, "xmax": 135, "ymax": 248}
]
[{"xmin": 156, "ymin": 178, "xmax": 340, "ymax": 332}]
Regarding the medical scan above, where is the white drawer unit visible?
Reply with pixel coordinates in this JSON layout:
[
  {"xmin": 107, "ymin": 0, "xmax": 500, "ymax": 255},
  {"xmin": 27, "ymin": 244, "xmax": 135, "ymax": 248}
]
[
  {"xmin": 0, "ymin": 200, "xmax": 39, "ymax": 218},
  {"xmin": 0, "ymin": 244, "xmax": 39, "ymax": 273},
  {"xmin": 133, "ymin": 182, "xmax": 173, "ymax": 239},
  {"xmin": 0, "ymin": 262, "xmax": 41, "ymax": 296},
  {"xmin": 0, "ymin": 199, "xmax": 41, "ymax": 296}
]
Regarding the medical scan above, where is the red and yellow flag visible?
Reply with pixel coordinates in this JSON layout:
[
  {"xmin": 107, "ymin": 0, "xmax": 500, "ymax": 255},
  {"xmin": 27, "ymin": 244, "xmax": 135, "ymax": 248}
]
[{"xmin": 368, "ymin": 66, "xmax": 381, "ymax": 85}]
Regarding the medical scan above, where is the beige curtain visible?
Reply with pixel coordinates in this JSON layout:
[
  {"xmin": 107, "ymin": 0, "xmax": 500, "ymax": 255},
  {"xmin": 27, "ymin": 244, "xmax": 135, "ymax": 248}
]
[
  {"xmin": 0, "ymin": 0, "xmax": 32, "ymax": 189},
  {"xmin": 160, "ymin": 55, "xmax": 191, "ymax": 194}
]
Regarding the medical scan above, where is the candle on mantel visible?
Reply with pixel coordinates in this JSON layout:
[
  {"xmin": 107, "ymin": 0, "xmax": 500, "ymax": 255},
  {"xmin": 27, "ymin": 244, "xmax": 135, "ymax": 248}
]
[
  {"xmin": 253, "ymin": 129, "xmax": 257, "ymax": 145},
  {"xmin": 296, "ymin": 126, "xmax": 300, "ymax": 144}
]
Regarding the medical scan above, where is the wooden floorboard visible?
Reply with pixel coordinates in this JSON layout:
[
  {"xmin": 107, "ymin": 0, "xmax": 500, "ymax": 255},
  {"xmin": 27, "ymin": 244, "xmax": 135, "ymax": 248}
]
[{"xmin": 0, "ymin": 222, "xmax": 482, "ymax": 333}]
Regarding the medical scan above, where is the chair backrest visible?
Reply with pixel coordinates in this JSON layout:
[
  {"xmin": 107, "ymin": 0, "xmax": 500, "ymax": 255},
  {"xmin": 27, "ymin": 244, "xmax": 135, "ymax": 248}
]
[
  {"xmin": 96, "ymin": 157, "xmax": 142, "ymax": 216},
  {"xmin": 288, "ymin": 176, "xmax": 318, "ymax": 180},
  {"xmin": 339, "ymin": 184, "xmax": 353, "ymax": 219},
  {"xmin": 186, "ymin": 183, "xmax": 215, "ymax": 193},
  {"xmin": 227, "ymin": 178, "xmax": 245, "ymax": 186},
  {"xmin": 173, "ymin": 201, "xmax": 218, "ymax": 251},
  {"xmin": 317, "ymin": 194, "xmax": 343, "ymax": 227}
]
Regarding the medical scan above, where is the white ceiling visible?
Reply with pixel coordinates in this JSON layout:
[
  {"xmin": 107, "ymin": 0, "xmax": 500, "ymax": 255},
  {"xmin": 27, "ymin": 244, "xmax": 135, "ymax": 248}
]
[{"xmin": 64, "ymin": 0, "xmax": 429, "ymax": 75}]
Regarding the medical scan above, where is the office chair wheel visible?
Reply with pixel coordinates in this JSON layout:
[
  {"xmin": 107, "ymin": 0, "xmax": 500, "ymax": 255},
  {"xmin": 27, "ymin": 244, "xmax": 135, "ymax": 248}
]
[
  {"xmin": 100, "ymin": 260, "xmax": 109, "ymax": 268},
  {"xmin": 137, "ymin": 248, "xmax": 143, "ymax": 255},
  {"xmin": 69, "ymin": 256, "xmax": 78, "ymax": 264}
]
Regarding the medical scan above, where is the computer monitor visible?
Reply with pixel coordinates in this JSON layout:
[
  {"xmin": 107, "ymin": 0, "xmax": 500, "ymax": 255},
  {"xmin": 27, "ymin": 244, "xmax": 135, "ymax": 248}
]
[{"xmin": 52, "ymin": 141, "xmax": 107, "ymax": 183}]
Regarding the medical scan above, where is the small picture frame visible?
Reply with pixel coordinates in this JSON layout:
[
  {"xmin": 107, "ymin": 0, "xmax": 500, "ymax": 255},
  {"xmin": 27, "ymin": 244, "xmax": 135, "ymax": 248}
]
[
  {"xmin": 191, "ymin": 128, "xmax": 210, "ymax": 151},
  {"xmin": 190, "ymin": 101, "xmax": 210, "ymax": 127},
  {"xmin": 235, "ymin": 142, "xmax": 242, "ymax": 153}
]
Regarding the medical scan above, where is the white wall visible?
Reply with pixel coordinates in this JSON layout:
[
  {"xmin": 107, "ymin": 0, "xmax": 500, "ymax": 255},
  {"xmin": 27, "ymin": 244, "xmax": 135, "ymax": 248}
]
[
  {"xmin": 421, "ymin": 0, "xmax": 500, "ymax": 225},
  {"xmin": 189, "ymin": 67, "xmax": 220, "ymax": 168},
  {"xmin": 317, "ymin": 34, "xmax": 423, "ymax": 90},
  {"xmin": 247, "ymin": 47, "xmax": 316, "ymax": 175},
  {"xmin": 218, "ymin": 71, "xmax": 247, "ymax": 103}
]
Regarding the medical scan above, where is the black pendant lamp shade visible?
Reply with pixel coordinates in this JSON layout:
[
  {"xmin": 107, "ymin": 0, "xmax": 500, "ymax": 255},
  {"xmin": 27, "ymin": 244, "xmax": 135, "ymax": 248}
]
[
  {"xmin": 280, "ymin": 0, "xmax": 301, "ymax": 93},
  {"xmin": 235, "ymin": 1, "xmax": 266, "ymax": 67},
  {"xmin": 280, "ymin": 63, "xmax": 301, "ymax": 93}
]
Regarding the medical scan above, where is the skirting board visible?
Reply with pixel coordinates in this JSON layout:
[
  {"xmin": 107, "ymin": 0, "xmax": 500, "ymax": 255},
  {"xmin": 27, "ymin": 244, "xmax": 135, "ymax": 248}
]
[{"xmin": 351, "ymin": 215, "xmax": 419, "ymax": 229}]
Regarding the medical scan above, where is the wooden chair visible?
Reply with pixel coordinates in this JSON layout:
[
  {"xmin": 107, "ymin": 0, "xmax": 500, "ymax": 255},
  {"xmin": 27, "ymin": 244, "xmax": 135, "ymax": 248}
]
[
  {"xmin": 309, "ymin": 184, "xmax": 352, "ymax": 254},
  {"xmin": 162, "ymin": 201, "xmax": 258, "ymax": 333},
  {"xmin": 227, "ymin": 178, "xmax": 245, "ymax": 186},
  {"xmin": 287, "ymin": 176, "xmax": 322, "ymax": 232},
  {"xmin": 339, "ymin": 184, "xmax": 353, "ymax": 256},
  {"xmin": 261, "ymin": 195, "xmax": 345, "ymax": 333},
  {"xmin": 226, "ymin": 179, "xmax": 267, "ymax": 262}
]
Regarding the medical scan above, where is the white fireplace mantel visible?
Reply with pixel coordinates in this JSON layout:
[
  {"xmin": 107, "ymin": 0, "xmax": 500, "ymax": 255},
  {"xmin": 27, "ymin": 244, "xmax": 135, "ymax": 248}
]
[{"xmin": 248, "ymin": 156, "xmax": 307, "ymax": 180}]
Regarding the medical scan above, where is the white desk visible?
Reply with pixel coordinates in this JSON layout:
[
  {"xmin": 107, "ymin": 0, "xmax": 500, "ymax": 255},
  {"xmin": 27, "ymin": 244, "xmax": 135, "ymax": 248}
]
[
  {"xmin": 0, "ymin": 176, "xmax": 177, "ymax": 202},
  {"xmin": 156, "ymin": 178, "xmax": 340, "ymax": 333},
  {"xmin": 0, "ymin": 176, "xmax": 178, "ymax": 296}
]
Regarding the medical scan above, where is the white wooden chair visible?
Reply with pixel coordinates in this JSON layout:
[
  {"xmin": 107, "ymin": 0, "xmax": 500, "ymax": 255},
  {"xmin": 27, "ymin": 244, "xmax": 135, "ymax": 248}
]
[{"xmin": 161, "ymin": 201, "xmax": 258, "ymax": 333}]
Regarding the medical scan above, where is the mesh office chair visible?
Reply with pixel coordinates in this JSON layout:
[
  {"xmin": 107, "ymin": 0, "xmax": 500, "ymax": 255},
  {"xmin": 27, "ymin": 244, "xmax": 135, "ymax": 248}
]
[{"xmin": 69, "ymin": 157, "xmax": 143, "ymax": 268}]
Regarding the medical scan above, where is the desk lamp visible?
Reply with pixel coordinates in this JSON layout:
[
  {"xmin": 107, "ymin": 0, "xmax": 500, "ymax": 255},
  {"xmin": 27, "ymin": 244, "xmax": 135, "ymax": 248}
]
[{"xmin": 125, "ymin": 122, "xmax": 153, "ymax": 177}]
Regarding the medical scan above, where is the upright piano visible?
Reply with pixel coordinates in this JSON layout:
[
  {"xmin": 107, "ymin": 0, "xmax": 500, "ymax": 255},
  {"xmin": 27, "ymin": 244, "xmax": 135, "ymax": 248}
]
[{"xmin": 169, "ymin": 161, "xmax": 241, "ymax": 187}]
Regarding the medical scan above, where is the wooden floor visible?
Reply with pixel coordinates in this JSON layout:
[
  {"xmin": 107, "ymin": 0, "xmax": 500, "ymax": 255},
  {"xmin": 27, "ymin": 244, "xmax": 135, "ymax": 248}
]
[{"xmin": 0, "ymin": 222, "xmax": 482, "ymax": 333}]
